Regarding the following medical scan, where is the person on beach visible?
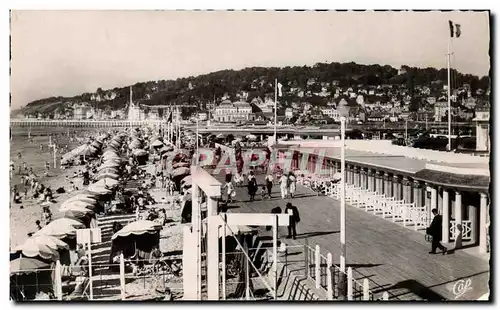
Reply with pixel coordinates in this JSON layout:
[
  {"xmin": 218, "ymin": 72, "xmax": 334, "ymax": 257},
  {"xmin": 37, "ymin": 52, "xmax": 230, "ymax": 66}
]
[
  {"xmin": 265, "ymin": 173, "xmax": 274, "ymax": 198},
  {"xmin": 45, "ymin": 161, "xmax": 50, "ymax": 176},
  {"xmin": 39, "ymin": 143, "xmax": 43, "ymax": 151},
  {"xmin": 35, "ymin": 220, "xmax": 42, "ymax": 231},
  {"xmin": 279, "ymin": 173, "xmax": 289, "ymax": 199},
  {"xmin": 41, "ymin": 207, "xmax": 52, "ymax": 226}
]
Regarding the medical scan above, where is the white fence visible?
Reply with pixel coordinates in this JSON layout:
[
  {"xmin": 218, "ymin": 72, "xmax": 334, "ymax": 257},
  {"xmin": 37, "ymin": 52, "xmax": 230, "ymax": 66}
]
[{"xmin": 298, "ymin": 176, "xmax": 474, "ymax": 241}]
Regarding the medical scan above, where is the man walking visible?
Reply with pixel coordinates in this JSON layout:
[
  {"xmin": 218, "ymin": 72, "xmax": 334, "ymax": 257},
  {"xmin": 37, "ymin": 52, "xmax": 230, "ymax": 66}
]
[
  {"xmin": 427, "ymin": 209, "xmax": 447, "ymax": 255},
  {"xmin": 285, "ymin": 202, "xmax": 300, "ymax": 239}
]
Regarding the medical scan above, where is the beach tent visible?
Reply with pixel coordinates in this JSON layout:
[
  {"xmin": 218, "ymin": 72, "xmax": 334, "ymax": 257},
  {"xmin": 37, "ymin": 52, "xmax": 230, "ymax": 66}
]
[
  {"xmin": 94, "ymin": 178, "xmax": 119, "ymax": 188},
  {"xmin": 111, "ymin": 220, "xmax": 162, "ymax": 240},
  {"xmin": 95, "ymin": 172, "xmax": 120, "ymax": 180},
  {"xmin": 35, "ymin": 218, "xmax": 85, "ymax": 239},
  {"xmin": 151, "ymin": 140, "xmax": 163, "ymax": 148},
  {"xmin": 13, "ymin": 236, "xmax": 65, "ymax": 262},
  {"xmin": 87, "ymin": 183, "xmax": 113, "ymax": 195},
  {"xmin": 10, "ymin": 257, "xmax": 50, "ymax": 274},
  {"xmin": 60, "ymin": 199, "xmax": 96, "ymax": 210}
]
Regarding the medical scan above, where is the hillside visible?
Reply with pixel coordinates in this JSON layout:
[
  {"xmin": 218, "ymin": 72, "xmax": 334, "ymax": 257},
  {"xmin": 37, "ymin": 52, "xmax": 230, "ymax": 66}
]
[{"xmin": 17, "ymin": 62, "xmax": 490, "ymax": 116}]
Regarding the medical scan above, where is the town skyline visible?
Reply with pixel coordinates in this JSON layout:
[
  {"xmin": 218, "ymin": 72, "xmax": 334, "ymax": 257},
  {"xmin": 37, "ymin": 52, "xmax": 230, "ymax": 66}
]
[{"xmin": 11, "ymin": 10, "xmax": 490, "ymax": 109}]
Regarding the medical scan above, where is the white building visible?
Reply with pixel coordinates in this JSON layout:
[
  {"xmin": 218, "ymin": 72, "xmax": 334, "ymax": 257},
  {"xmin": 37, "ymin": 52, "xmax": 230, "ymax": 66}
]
[
  {"xmin": 285, "ymin": 108, "xmax": 294, "ymax": 119},
  {"xmin": 213, "ymin": 100, "xmax": 254, "ymax": 122},
  {"xmin": 321, "ymin": 107, "xmax": 340, "ymax": 121}
]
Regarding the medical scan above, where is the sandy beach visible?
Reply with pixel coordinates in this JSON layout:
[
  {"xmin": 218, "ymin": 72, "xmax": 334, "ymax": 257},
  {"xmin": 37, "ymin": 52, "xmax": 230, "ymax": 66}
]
[{"xmin": 9, "ymin": 130, "xmax": 100, "ymax": 249}]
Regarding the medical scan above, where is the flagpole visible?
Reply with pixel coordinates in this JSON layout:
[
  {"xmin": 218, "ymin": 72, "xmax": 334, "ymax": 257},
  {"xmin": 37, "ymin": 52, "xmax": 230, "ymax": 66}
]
[
  {"xmin": 274, "ymin": 78, "xmax": 277, "ymax": 144},
  {"xmin": 447, "ymin": 33, "xmax": 452, "ymax": 151}
]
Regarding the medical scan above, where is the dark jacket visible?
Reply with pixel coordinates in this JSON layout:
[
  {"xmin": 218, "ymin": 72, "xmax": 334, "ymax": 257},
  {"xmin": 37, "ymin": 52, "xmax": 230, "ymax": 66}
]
[
  {"xmin": 427, "ymin": 214, "xmax": 442, "ymax": 239},
  {"xmin": 285, "ymin": 205, "xmax": 300, "ymax": 224}
]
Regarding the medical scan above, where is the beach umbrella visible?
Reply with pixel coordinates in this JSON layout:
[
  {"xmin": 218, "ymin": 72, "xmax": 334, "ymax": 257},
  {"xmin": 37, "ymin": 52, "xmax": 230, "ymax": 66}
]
[
  {"xmin": 97, "ymin": 167, "xmax": 119, "ymax": 175},
  {"xmin": 13, "ymin": 238, "xmax": 61, "ymax": 262},
  {"xmin": 103, "ymin": 150, "xmax": 118, "ymax": 158},
  {"xmin": 61, "ymin": 197, "xmax": 96, "ymax": 207},
  {"xmin": 103, "ymin": 154, "xmax": 121, "ymax": 160},
  {"xmin": 35, "ymin": 218, "xmax": 85, "ymax": 239},
  {"xmin": 64, "ymin": 193, "xmax": 98, "ymax": 202},
  {"xmin": 10, "ymin": 257, "xmax": 50, "ymax": 274},
  {"xmin": 133, "ymin": 149, "xmax": 148, "ymax": 157},
  {"xmin": 87, "ymin": 183, "xmax": 112, "ymax": 195},
  {"xmin": 181, "ymin": 175, "xmax": 192, "ymax": 184},
  {"xmin": 60, "ymin": 201, "xmax": 95, "ymax": 212},
  {"xmin": 151, "ymin": 140, "xmax": 164, "ymax": 147},
  {"xmin": 111, "ymin": 220, "xmax": 162, "ymax": 240},
  {"xmin": 173, "ymin": 162, "xmax": 190, "ymax": 169},
  {"xmin": 58, "ymin": 203, "xmax": 95, "ymax": 214},
  {"xmin": 172, "ymin": 167, "xmax": 190, "ymax": 177},
  {"xmin": 55, "ymin": 209, "xmax": 93, "ymax": 223},
  {"xmin": 95, "ymin": 172, "xmax": 120, "ymax": 180},
  {"xmin": 94, "ymin": 178, "xmax": 119, "ymax": 188},
  {"xmin": 25, "ymin": 235, "xmax": 69, "ymax": 252},
  {"xmin": 98, "ymin": 162, "xmax": 121, "ymax": 170},
  {"xmin": 182, "ymin": 180, "xmax": 192, "ymax": 187}
]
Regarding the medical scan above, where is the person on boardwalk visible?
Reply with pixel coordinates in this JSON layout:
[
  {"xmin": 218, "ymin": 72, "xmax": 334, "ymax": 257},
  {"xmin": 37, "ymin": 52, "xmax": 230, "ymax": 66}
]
[
  {"xmin": 265, "ymin": 173, "xmax": 273, "ymax": 198},
  {"xmin": 247, "ymin": 176, "xmax": 258, "ymax": 202},
  {"xmin": 223, "ymin": 180, "xmax": 235, "ymax": 204},
  {"xmin": 285, "ymin": 202, "xmax": 300, "ymax": 239},
  {"xmin": 279, "ymin": 173, "xmax": 289, "ymax": 199},
  {"xmin": 427, "ymin": 209, "xmax": 447, "ymax": 255},
  {"xmin": 288, "ymin": 171, "xmax": 297, "ymax": 198}
]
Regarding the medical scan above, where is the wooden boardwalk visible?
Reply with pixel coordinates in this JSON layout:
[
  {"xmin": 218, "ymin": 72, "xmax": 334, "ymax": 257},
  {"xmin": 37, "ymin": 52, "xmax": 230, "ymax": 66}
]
[{"xmin": 215, "ymin": 174, "xmax": 490, "ymax": 301}]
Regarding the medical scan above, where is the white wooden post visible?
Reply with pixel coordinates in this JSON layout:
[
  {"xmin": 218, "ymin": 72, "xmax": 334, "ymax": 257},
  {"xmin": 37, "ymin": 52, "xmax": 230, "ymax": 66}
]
[
  {"xmin": 120, "ymin": 253, "xmax": 126, "ymax": 300},
  {"xmin": 327, "ymin": 253, "xmax": 333, "ymax": 300},
  {"xmin": 347, "ymin": 267, "xmax": 353, "ymax": 300},
  {"xmin": 382, "ymin": 291, "xmax": 389, "ymax": 300},
  {"xmin": 340, "ymin": 117, "xmax": 346, "ymax": 274},
  {"xmin": 55, "ymin": 260, "xmax": 63, "ymax": 300},
  {"xmin": 245, "ymin": 250, "xmax": 250, "ymax": 300},
  {"xmin": 272, "ymin": 215, "xmax": 278, "ymax": 300},
  {"xmin": 87, "ymin": 240, "xmax": 93, "ymax": 300},
  {"xmin": 53, "ymin": 146, "xmax": 57, "ymax": 169},
  {"xmin": 315, "ymin": 245, "xmax": 320, "ymax": 289},
  {"xmin": 222, "ymin": 216, "xmax": 227, "ymax": 300},
  {"xmin": 363, "ymin": 278, "xmax": 370, "ymax": 300}
]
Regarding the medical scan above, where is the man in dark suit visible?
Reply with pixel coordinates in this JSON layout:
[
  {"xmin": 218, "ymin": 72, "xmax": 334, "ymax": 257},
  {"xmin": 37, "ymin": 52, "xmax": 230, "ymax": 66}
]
[
  {"xmin": 285, "ymin": 202, "xmax": 300, "ymax": 239},
  {"xmin": 427, "ymin": 209, "xmax": 447, "ymax": 254}
]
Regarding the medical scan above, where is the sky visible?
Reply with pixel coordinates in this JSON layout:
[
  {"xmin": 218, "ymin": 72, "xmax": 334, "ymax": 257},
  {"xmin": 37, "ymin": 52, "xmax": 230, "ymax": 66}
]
[{"xmin": 10, "ymin": 10, "xmax": 490, "ymax": 109}]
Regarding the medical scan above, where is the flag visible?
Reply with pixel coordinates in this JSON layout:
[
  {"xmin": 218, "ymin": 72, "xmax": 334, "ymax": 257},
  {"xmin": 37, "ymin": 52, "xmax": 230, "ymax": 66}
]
[
  {"xmin": 448, "ymin": 20, "xmax": 461, "ymax": 38},
  {"xmin": 277, "ymin": 82, "xmax": 283, "ymax": 97}
]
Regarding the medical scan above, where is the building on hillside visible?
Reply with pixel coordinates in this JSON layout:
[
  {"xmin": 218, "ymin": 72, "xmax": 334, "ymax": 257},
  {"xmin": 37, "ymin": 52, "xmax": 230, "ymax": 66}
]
[
  {"xmin": 73, "ymin": 104, "xmax": 94, "ymax": 120},
  {"xmin": 321, "ymin": 107, "xmax": 340, "ymax": 121},
  {"xmin": 285, "ymin": 108, "xmax": 294, "ymax": 119},
  {"xmin": 434, "ymin": 101, "xmax": 459, "ymax": 122},
  {"xmin": 213, "ymin": 100, "xmax": 254, "ymax": 122}
]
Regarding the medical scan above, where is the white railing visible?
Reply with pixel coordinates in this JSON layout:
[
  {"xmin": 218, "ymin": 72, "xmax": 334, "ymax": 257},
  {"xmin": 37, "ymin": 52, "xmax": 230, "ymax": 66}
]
[
  {"xmin": 450, "ymin": 220, "xmax": 473, "ymax": 241},
  {"xmin": 300, "ymin": 181, "xmax": 430, "ymax": 232}
]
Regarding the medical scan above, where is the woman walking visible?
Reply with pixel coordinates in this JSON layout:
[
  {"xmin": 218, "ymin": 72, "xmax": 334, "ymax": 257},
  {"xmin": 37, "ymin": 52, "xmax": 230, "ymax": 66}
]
[
  {"xmin": 288, "ymin": 171, "xmax": 297, "ymax": 198},
  {"xmin": 247, "ymin": 176, "xmax": 258, "ymax": 202},
  {"xmin": 279, "ymin": 173, "xmax": 289, "ymax": 199},
  {"xmin": 265, "ymin": 173, "xmax": 274, "ymax": 198}
]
